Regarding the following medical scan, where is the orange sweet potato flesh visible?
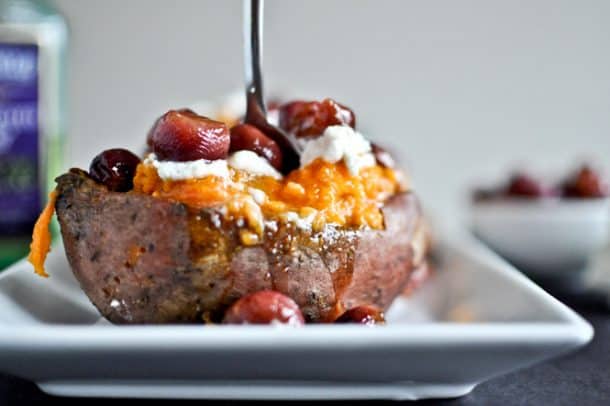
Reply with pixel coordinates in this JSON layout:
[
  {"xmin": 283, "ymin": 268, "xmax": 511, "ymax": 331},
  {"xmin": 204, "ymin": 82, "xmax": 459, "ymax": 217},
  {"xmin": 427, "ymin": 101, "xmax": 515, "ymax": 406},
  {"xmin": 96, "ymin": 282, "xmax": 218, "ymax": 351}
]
[
  {"xmin": 54, "ymin": 169, "xmax": 426, "ymax": 323},
  {"xmin": 28, "ymin": 190, "xmax": 58, "ymax": 277}
]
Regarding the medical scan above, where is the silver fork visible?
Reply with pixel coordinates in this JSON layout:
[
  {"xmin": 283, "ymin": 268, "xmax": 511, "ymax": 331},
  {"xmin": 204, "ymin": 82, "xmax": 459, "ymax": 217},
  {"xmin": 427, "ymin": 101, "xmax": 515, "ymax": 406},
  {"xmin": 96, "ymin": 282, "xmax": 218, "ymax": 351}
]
[{"xmin": 242, "ymin": 0, "xmax": 301, "ymax": 165}]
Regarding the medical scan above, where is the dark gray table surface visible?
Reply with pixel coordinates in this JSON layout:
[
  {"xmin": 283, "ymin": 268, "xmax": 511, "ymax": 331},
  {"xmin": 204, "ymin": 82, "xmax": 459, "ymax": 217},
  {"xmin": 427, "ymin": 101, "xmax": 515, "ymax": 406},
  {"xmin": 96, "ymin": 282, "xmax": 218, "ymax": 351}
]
[{"xmin": 1, "ymin": 292, "xmax": 608, "ymax": 405}]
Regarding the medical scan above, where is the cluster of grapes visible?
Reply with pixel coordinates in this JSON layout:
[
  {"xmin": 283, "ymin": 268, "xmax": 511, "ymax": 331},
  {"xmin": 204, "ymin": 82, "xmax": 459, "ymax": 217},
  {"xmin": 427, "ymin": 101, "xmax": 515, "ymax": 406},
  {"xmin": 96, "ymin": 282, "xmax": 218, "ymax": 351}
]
[{"xmin": 88, "ymin": 99, "xmax": 357, "ymax": 191}]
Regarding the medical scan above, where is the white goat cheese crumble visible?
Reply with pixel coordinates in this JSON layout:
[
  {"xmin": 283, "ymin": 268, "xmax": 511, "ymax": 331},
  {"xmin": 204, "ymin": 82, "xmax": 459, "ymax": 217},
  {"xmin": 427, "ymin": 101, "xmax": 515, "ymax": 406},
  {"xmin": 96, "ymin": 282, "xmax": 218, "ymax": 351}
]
[
  {"xmin": 144, "ymin": 150, "xmax": 283, "ymax": 181},
  {"xmin": 227, "ymin": 150, "xmax": 282, "ymax": 179},
  {"xmin": 300, "ymin": 125, "xmax": 376, "ymax": 175},
  {"xmin": 248, "ymin": 187, "xmax": 267, "ymax": 205},
  {"xmin": 144, "ymin": 153, "xmax": 229, "ymax": 181}
]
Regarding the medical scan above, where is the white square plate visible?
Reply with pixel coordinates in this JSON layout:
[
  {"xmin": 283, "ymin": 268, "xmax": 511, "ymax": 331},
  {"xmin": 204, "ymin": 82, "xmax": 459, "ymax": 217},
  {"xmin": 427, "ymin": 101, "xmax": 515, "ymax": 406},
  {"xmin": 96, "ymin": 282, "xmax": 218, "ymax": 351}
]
[{"xmin": 0, "ymin": 233, "xmax": 592, "ymax": 401}]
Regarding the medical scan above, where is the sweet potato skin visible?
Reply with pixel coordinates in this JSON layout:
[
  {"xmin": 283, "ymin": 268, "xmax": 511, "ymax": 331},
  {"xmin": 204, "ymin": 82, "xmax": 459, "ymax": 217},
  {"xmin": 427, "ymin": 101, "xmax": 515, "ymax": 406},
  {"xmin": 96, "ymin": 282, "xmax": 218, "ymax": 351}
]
[{"xmin": 55, "ymin": 170, "xmax": 423, "ymax": 323}]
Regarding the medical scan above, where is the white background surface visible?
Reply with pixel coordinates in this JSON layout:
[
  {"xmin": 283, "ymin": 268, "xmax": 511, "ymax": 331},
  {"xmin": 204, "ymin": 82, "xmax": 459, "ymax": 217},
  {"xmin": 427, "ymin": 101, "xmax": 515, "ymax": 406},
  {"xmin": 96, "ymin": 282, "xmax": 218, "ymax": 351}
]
[{"xmin": 53, "ymin": 0, "xmax": 610, "ymax": 221}]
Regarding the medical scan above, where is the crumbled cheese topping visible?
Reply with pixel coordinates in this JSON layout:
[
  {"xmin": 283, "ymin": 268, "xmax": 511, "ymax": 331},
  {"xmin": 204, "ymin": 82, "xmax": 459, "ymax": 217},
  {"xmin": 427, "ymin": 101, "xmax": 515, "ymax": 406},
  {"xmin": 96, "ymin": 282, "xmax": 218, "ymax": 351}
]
[
  {"xmin": 144, "ymin": 153, "xmax": 229, "ymax": 181},
  {"xmin": 265, "ymin": 220, "xmax": 278, "ymax": 233},
  {"xmin": 242, "ymin": 197, "xmax": 264, "ymax": 234},
  {"xmin": 143, "ymin": 150, "xmax": 284, "ymax": 182},
  {"xmin": 227, "ymin": 150, "xmax": 282, "ymax": 179},
  {"xmin": 282, "ymin": 210, "xmax": 317, "ymax": 231},
  {"xmin": 248, "ymin": 187, "xmax": 267, "ymax": 205},
  {"xmin": 138, "ymin": 122, "xmax": 392, "ymax": 241},
  {"xmin": 300, "ymin": 125, "xmax": 376, "ymax": 175}
]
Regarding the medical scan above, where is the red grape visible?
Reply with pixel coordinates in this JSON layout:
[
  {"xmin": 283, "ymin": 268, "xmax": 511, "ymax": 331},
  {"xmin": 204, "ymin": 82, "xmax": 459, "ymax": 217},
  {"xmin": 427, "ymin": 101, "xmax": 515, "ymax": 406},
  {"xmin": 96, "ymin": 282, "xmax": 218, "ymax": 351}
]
[
  {"xmin": 505, "ymin": 173, "xmax": 546, "ymax": 198},
  {"xmin": 149, "ymin": 109, "xmax": 230, "ymax": 162},
  {"xmin": 230, "ymin": 124, "xmax": 283, "ymax": 171},
  {"xmin": 223, "ymin": 291, "xmax": 305, "ymax": 326},
  {"xmin": 279, "ymin": 98, "xmax": 355, "ymax": 138},
  {"xmin": 89, "ymin": 148, "xmax": 141, "ymax": 192},
  {"xmin": 563, "ymin": 165, "xmax": 609, "ymax": 198}
]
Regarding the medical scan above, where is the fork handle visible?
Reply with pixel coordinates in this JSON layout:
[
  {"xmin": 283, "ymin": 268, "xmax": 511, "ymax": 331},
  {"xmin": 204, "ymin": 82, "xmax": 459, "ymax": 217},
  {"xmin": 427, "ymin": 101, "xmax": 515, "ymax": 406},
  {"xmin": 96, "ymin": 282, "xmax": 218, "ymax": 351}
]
[{"xmin": 243, "ymin": 0, "xmax": 266, "ymax": 120}]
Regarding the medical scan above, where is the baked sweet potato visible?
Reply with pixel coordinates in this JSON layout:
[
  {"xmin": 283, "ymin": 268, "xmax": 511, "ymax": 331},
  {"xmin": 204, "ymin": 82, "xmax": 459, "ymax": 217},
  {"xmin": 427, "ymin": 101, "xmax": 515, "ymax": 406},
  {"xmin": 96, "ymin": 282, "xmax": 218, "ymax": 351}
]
[{"xmin": 54, "ymin": 169, "xmax": 426, "ymax": 324}]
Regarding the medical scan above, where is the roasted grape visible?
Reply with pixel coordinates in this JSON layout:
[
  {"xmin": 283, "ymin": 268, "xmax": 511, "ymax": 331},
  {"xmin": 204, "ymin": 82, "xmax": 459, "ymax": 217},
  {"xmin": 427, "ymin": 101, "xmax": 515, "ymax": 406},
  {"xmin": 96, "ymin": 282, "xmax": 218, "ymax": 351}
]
[
  {"xmin": 563, "ymin": 165, "xmax": 609, "ymax": 198},
  {"xmin": 279, "ymin": 98, "xmax": 355, "ymax": 138},
  {"xmin": 149, "ymin": 109, "xmax": 230, "ymax": 162},
  {"xmin": 89, "ymin": 148, "xmax": 141, "ymax": 192},
  {"xmin": 505, "ymin": 173, "xmax": 547, "ymax": 198},
  {"xmin": 230, "ymin": 124, "xmax": 283, "ymax": 170},
  {"xmin": 223, "ymin": 290, "xmax": 305, "ymax": 325}
]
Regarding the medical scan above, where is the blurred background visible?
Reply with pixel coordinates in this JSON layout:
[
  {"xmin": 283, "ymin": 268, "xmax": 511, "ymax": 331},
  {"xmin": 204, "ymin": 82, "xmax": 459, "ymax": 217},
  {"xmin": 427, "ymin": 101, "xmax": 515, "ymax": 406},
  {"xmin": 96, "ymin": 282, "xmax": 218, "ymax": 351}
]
[
  {"xmin": 54, "ymin": 0, "xmax": 610, "ymax": 217},
  {"xmin": 1, "ymin": 0, "xmax": 609, "ymax": 266}
]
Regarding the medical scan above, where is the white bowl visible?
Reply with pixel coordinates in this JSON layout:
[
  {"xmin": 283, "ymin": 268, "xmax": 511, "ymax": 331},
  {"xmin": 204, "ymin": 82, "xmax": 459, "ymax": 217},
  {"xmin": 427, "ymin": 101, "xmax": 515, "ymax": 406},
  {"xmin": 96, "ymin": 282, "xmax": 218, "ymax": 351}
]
[{"xmin": 471, "ymin": 197, "xmax": 610, "ymax": 278}]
